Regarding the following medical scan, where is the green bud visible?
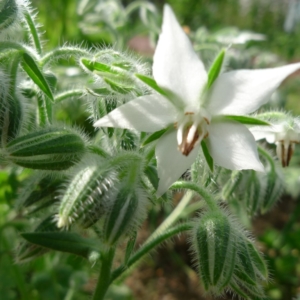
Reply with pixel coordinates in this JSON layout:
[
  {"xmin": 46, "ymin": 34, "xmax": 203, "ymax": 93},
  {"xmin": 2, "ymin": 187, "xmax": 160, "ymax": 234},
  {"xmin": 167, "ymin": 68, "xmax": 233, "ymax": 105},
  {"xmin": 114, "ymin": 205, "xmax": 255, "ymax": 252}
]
[
  {"xmin": 192, "ymin": 210, "xmax": 236, "ymax": 293},
  {"xmin": 5, "ymin": 127, "xmax": 86, "ymax": 170},
  {"xmin": 191, "ymin": 209, "xmax": 268, "ymax": 298},
  {"xmin": 104, "ymin": 183, "xmax": 147, "ymax": 245},
  {"xmin": 57, "ymin": 159, "xmax": 116, "ymax": 228}
]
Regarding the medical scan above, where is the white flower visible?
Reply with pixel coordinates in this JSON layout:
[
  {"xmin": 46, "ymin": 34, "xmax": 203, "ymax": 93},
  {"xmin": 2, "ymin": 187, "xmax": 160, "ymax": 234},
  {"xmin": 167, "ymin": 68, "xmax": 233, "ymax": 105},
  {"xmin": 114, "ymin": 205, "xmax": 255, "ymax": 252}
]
[
  {"xmin": 94, "ymin": 5, "xmax": 300, "ymax": 195},
  {"xmin": 251, "ymin": 116, "xmax": 300, "ymax": 167}
]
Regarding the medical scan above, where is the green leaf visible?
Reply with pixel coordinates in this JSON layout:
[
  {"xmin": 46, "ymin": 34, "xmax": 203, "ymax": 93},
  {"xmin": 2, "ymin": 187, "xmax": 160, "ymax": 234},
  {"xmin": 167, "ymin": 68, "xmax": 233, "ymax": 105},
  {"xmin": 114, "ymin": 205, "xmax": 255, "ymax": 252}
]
[
  {"xmin": 201, "ymin": 140, "xmax": 214, "ymax": 172},
  {"xmin": 21, "ymin": 232, "xmax": 101, "ymax": 259},
  {"xmin": 207, "ymin": 49, "xmax": 225, "ymax": 89},
  {"xmin": 222, "ymin": 115, "xmax": 270, "ymax": 126},
  {"xmin": 141, "ymin": 127, "xmax": 169, "ymax": 147},
  {"xmin": 135, "ymin": 74, "xmax": 167, "ymax": 96},
  {"xmin": 22, "ymin": 53, "xmax": 54, "ymax": 102}
]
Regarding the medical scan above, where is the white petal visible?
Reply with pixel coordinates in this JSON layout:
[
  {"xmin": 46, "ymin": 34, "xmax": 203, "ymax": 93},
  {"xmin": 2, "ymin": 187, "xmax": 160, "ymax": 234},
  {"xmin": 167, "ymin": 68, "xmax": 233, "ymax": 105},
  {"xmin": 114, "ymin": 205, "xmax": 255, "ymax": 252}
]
[
  {"xmin": 94, "ymin": 95, "xmax": 177, "ymax": 132},
  {"xmin": 156, "ymin": 130, "xmax": 199, "ymax": 196},
  {"xmin": 153, "ymin": 4, "xmax": 207, "ymax": 111},
  {"xmin": 206, "ymin": 121, "xmax": 264, "ymax": 171},
  {"xmin": 207, "ymin": 63, "xmax": 300, "ymax": 115},
  {"xmin": 249, "ymin": 126, "xmax": 277, "ymax": 143}
]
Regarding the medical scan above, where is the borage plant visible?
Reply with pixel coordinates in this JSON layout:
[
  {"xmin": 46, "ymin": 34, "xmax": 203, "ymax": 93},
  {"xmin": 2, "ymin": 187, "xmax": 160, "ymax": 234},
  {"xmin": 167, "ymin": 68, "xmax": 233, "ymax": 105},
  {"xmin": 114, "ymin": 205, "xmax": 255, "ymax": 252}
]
[{"xmin": 1, "ymin": 1, "xmax": 300, "ymax": 299}]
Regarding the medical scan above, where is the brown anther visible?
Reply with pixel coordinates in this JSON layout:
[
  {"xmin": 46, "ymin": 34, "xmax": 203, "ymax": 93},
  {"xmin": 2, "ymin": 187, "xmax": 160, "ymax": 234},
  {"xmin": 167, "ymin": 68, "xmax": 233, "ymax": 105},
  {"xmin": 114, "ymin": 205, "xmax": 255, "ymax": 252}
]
[
  {"xmin": 173, "ymin": 122, "xmax": 178, "ymax": 129},
  {"xmin": 204, "ymin": 117, "xmax": 210, "ymax": 124},
  {"xmin": 184, "ymin": 112, "xmax": 194, "ymax": 115},
  {"xmin": 204, "ymin": 132, "xmax": 209, "ymax": 139},
  {"xmin": 279, "ymin": 142, "xmax": 294, "ymax": 167},
  {"xmin": 178, "ymin": 126, "xmax": 199, "ymax": 156}
]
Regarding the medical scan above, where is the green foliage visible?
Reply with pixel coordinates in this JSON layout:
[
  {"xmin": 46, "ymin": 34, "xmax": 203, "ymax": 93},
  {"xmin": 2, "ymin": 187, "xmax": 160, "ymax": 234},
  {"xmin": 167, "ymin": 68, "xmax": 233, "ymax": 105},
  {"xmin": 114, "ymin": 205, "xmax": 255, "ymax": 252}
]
[{"xmin": 0, "ymin": 1, "xmax": 300, "ymax": 300}]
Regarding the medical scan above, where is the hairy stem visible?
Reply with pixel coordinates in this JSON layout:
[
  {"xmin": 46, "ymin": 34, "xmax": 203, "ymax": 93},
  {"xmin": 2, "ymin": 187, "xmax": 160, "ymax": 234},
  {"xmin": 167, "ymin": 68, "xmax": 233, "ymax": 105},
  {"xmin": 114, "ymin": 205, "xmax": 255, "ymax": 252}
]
[
  {"xmin": 111, "ymin": 222, "xmax": 192, "ymax": 282},
  {"xmin": 23, "ymin": 10, "xmax": 42, "ymax": 54},
  {"xmin": 93, "ymin": 247, "xmax": 115, "ymax": 300}
]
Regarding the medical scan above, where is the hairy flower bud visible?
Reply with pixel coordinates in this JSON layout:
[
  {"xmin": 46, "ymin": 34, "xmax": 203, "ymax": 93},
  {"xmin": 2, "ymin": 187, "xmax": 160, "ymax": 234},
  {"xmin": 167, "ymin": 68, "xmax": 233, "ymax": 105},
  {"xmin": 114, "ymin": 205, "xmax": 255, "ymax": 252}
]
[
  {"xmin": 191, "ymin": 209, "xmax": 268, "ymax": 298},
  {"xmin": 5, "ymin": 127, "xmax": 86, "ymax": 170},
  {"xmin": 103, "ymin": 183, "xmax": 148, "ymax": 245},
  {"xmin": 191, "ymin": 210, "xmax": 237, "ymax": 293},
  {"xmin": 57, "ymin": 159, "xmax": 116, "ymax": 228}
]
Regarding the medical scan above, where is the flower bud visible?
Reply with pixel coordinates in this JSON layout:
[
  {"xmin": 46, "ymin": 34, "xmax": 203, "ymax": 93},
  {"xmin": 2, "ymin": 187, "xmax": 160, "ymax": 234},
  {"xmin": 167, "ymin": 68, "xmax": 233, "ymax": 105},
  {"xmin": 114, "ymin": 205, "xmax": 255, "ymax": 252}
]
[
  {"xmin": 191, "ymin": 210, "xmax": 237, "ymax": 293},
  {"xmin": 191, "ymin": 209, "xmax": 268, "ymax": 298},
  {"xmin": 57, "ymin": 159, "xmax": 116, "ymax": 228},
  {"xmin": 103, "ymin": 183, "xmax": 148, "ymax": 245},
  {"xmin": 5, "ymin": 127, "xmax": 86, "ymax": 170}
]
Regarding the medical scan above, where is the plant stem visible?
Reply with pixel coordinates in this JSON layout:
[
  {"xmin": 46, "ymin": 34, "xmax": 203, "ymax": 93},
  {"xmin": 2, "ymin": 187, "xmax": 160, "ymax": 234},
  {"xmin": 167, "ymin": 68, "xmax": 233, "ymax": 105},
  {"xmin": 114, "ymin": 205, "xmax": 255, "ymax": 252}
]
[
  {"xmin": 171, "ymin": 181, "xmax": 218, "ymax": 211},
  {"xmin": 111, "ymin": 222, "xmax": 192, "ymax": 282},
  {"xmin": 54, "ymin": 89, "xmax": 86, "ymax": 103},
  {"xmin": 37, "ymin": 94, "xmax": 52, "ymax": 126},
  {"xmin": 41, "ymin": 47, "xmax": 91, "ymax": 67},
  {"xmin": 23, "ymin": 10, "xmax": 42, "ymax": 55},
  {"xmin": 93, "ymin": 247, "xmax": 115, "ymax": 300}
]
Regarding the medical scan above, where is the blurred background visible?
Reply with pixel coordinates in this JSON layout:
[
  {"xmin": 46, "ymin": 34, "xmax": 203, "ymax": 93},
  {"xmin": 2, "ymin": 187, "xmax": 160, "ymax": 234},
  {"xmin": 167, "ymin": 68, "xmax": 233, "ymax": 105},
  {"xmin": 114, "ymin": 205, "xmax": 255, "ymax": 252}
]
[{"xmin": 1, "ymin": 0, "xmax": 300, "ymax": 299}]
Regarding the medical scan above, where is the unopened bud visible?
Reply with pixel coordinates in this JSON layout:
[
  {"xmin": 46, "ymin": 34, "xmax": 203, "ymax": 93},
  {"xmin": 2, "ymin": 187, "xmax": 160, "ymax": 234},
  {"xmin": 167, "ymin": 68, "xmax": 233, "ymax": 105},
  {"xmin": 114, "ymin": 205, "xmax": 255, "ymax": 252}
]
[
  {"xmin": 5, "ymin": 127, "xmax": 86, "ymax": 170},
  {"xmin": 57, "ymin": 160, "xmax": 116, "ymax": 228},
  {"xmin": 192, "ymin": 210, "xmax": 237, "ymax": 293},
  {"xmin": 104, "ymin": 183, "xmax": 148, "ymax": 245}
]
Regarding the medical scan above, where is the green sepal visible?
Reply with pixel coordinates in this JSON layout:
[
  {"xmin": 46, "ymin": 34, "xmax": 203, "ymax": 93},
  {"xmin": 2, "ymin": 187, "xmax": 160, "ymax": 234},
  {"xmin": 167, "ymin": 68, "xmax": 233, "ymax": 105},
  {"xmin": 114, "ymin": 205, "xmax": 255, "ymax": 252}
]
[
  {"xmin": 195, "ymin": 225, "xmax": 211, "ymax": 290},
  {"xmin": 207, "ymin": 49, "xmax": 225, "ymax": 89},
  {"xmin": 124, "ymin": 232, "xmax": 137, "ymax": 264},
  {"xmin": 135, "ymin": 74, "xmax": 167, "ymax": 96},
  {"xmin": 144, "ymin": 165, "xmax": 159, "ymax": 189},
  {"xmin": 21, "ymin": 232, "xmax": 101, "ymax": 259},
  {"xmin": 246, "ymin": 241, "xmax": 268, "ymax": 279},
  {"xmin": 104, "ymin": 186, "xmax": 139, "ymax": 245},
  {"xmin": 21, "ymin": 52, "xmax": 54, "ymax": 102},
  {"xmin": 201, "ymin": 140, "xmax": 214, "ymax": 172},
  {"xmin": 236, "ymin": 239, "xmax": 257, "ymax": 283},
  {"xmin": 222, "ymin": 115, "xmax": 270, "ymax": 126},
  {"xmin": 229, "ymin": 283, "xmax": 252, "ymax": 300},
  {"xmin": 87, "ymin": 87, "xmax": 115, "ymax": 97},
  {"xmin": 81, "ymin": 58, "xmax": 119, "ymax": 75},
  {"xmin": 141, "ymin": 127, "xmax": 169, "ymax": 147},
  {"xmin": 104, "ymin": 78, "xmax": 134, "ymax": 94},
  {"xmin": 212, "ymin": 215, "xmax": 231, "ymax": 285}
]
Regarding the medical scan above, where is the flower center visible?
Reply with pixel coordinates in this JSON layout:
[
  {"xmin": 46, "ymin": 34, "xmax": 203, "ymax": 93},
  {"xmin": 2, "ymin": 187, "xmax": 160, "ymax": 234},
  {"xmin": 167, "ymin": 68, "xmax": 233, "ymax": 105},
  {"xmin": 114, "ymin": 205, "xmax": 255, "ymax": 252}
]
[{"xmin": 176, "ymin": 110, "xmax": 210, "ymax": 156}]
